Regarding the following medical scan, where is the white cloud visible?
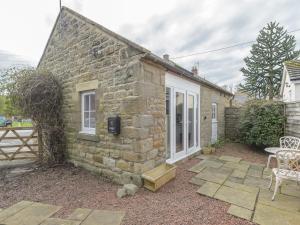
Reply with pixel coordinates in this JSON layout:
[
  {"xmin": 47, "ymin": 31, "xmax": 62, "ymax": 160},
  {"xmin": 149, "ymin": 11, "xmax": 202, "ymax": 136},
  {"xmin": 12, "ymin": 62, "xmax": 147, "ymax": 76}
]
[{"xmin": 0, "ymin": 0, "xmax": 299, "ymax": 86}]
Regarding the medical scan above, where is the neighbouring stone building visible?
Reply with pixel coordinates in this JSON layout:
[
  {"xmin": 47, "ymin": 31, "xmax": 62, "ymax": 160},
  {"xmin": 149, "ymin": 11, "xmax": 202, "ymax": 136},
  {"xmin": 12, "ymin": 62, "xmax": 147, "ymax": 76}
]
[{"xmin": 38, "ymin": 7, "xmax": 233, "ymax": 186}]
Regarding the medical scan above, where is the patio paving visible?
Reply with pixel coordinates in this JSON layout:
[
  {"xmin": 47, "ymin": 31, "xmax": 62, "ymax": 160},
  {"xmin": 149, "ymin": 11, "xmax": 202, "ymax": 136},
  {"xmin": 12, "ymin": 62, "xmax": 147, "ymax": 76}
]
[
  {"xmin": 0, "ymin": 201, "xmax": 125, "ymax": 225},
  {"xmin": 190, "ymin": 154, "xmax": 300, "ymax": 225}
]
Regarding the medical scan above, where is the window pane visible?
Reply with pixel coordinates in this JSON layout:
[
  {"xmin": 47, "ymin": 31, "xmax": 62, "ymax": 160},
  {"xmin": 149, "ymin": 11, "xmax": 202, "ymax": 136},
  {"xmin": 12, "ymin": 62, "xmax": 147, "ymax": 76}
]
[
  {"xmin": 166, "ymin": 87, "xmax": 171, "ymax": 159},
  {"xmin": 188, "ymin": 95, "xmax": 194, "ymax": 148},
  {"xmin": 84, "ymin": 112, "xmax": 89, "ymax": 127},
  {"xmin": 176, "ymin": 92, "xmax": 184, "ymax": 153},
  {"xmin": 196, "ymin": 95, "xmax": 199, "ymax": 147},
  {"xmin": 90, "ymin": 111, "xmax": 96, "ymax": 128},
  {"xmin": 90, "ymin": 94, "xmax": 95, "ymax": 111},
  {"xmin": 84, "ymin": 95, "xmax": 90, "ymax": 111}
]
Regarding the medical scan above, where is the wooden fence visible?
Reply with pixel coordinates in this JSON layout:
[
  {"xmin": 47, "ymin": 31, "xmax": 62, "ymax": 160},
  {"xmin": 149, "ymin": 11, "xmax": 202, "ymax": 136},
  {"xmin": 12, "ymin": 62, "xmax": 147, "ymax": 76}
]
[
  {"xmin": 0, "ymin": 127, "xmax": 39, "ymax": 161},
  {"xmin": 285, "ymin": 102, "xmax": 300, "ymax": 138}
]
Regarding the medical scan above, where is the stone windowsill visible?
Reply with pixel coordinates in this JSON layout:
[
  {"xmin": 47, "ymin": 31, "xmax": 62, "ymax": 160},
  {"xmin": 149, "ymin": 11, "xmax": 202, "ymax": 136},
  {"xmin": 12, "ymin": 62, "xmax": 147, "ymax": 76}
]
[{"xmin": 77, "ymin": 133, "xmax": 100, "ymax": 142}]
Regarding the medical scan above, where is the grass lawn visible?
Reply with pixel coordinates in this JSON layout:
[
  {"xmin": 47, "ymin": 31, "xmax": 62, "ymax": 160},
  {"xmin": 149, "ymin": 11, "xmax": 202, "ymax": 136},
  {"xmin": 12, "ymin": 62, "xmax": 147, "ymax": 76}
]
[{"xmin": 12, "ymin": 121, "xmax": 33, "ymax": 127}]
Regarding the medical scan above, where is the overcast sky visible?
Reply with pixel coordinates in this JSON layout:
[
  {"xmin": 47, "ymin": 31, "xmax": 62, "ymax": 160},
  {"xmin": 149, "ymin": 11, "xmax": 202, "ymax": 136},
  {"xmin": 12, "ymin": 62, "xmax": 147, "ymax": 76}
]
[{"xmin": 0, "ymin": 0, "xmax": 299, "ymax": 86}]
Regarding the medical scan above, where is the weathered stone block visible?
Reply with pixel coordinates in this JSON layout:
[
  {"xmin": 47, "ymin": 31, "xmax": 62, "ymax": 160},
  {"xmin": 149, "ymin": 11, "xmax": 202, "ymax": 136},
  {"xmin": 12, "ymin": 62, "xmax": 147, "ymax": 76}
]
[
  {"xmin": 116, "ymin": 160, "xmax": 131, "ymax": 171},
  {"xmin": 103, "ymin": 157, "xmax": 116, "ymax": 168}
]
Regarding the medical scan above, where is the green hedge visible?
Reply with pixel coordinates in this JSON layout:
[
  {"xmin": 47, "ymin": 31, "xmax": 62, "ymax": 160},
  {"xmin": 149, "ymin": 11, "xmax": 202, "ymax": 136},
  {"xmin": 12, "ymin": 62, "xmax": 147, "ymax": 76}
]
[{"xmin": 239, "ymin": 100, "xmax": 285, "ymax": 148}]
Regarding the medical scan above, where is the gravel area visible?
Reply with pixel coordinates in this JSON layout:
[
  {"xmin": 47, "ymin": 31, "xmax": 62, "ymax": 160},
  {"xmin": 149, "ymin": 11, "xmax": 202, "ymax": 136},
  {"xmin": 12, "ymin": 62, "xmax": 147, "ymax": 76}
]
[{"xmin": 0, "ymin": 143, "xmax": 266, "ymax": 225}]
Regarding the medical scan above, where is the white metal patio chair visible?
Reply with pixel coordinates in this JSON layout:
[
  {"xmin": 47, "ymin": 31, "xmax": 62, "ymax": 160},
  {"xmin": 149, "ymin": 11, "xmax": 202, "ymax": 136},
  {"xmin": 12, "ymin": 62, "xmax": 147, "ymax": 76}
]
[
  {"xmin": 266, "ymin": 136, "xmax": 300, "ymax": 168},
  {"xmin": 268, "ymin": 150, "xmax": 300, "ymax": 201}
]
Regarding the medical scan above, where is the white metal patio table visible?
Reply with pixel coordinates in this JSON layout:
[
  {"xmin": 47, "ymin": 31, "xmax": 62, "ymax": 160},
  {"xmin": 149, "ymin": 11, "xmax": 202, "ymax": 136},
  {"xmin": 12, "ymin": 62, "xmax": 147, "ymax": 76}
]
[{"xmin": 265, "ymin": 147, "xmax": 289, "ymax": 168}]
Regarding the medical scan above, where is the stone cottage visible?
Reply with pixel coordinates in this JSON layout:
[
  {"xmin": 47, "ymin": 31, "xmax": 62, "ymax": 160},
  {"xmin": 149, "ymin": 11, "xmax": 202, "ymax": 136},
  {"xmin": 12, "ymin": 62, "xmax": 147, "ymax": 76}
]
[{"xmin": 38, "ymin": 7, "xmax": 233, "ymax": 185}]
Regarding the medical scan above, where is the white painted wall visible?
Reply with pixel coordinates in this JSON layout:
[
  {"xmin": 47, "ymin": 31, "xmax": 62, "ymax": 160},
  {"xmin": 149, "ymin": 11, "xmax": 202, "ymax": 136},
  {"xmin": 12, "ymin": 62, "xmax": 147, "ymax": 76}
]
[
  {"xmin": 295, "ymin": 83, "xmax": 300, "ymax": 101},
  {"xmin": 282, "ymin": 69, "xmax": 297, "ymax": 102}
]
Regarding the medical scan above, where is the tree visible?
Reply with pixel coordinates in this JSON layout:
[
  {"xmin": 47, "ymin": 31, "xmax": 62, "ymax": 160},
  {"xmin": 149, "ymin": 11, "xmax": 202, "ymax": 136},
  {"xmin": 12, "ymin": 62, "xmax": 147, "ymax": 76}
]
[{"xmin": 239, "ymin": 22, "xmax": 300, "ymax": 100}]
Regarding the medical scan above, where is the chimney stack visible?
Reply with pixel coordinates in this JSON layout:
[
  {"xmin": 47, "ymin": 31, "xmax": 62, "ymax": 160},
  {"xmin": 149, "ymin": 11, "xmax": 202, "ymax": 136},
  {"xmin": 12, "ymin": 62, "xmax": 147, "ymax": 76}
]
[
  {"xmin": 163, "ymin": 54, "xmax": 170, "ymax": 61},
  {"xmin": 191, "ymin": 66, "xmax": 198, "ymax": 76}
]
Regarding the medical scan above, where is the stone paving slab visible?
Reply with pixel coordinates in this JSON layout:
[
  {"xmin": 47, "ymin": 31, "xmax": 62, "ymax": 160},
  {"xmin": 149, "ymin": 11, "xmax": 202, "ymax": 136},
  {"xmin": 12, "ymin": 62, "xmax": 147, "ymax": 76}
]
[
  {"xmin": 68, "ymin": 208, "xmax": 92, "ymax": 221},
  {"xmin": 1, "ymin": 202, "xmax": 61, "ymax": 225},
  {"xmin": 214, "ymin": 186, "xmax": 257, "ymax": 210},
  {"xmin": 80, "ymin": 210, "xmax": 125, "ymax": 225},
  {"xmin": 240, "ymin": 161, "xmax": 265, "ymax": 168},
  {"xmin": 262, "ymin": 168, "xmax": 272, "ymax": 179},
  {"xmin": 0, "ymin": 200, "xmax": 34, "ymax": 222},
  {"xmin": 231, "ymin": 169, "xmax": 247, "ymax": 179},
  {"xmin": 247, "ymin": 168, "xmax": 262, "ymax": 178},
  {"xmin": 244, "ymin": 176, "xmax": 269, "ymax": 189},
  {"xmin": 196, "ymin": 155, "xmax": 219, "ymax": 160},
  {"xmin": 223, "ymin": 161, "xmax": 250, "ymax": 171},
  {"xmin": 195, "ymin": 167, "xmax": 230, "ymax": 184},
  {"xmin": 40, "ymin": 218, "xmax": 81, "ymax": 225},
  {"xmin": 253, "ymin": 203, "xmax": 300, "ymax": 225},
  {"xmin": 258, "ymin": 189, "xmax": 300, "ymax": 213},
  {"xmin": 224, "ymin": 180, "xmax": 259, "ymax": 194},
  {"xmin": 188, "ymin": 159, "xmax": 223, "ymax": 173},
  {"xmin": 196, "ymin": 182, "xmax": 221, "ymax": 197},
  {"xmin": 219, "ymin": 155, "xmax": 241, "ymax": 162},
  {"xmin": 227, "ymin": 204, "xmax": 253, "ymax": 221},
  {"xmin": 190, "ymin": 155, "xmax": 300, "ymax": 225},
  {"xmin": 227, "ymin": 176, "xmax": 244, "ymax": 184},
  {"xmin": 189, "ymin": 177, "xmax": 206, "ymax": 186},
  {"xmin": 281, "ymin": 183, "xmax": 300, "ymax": 198}
]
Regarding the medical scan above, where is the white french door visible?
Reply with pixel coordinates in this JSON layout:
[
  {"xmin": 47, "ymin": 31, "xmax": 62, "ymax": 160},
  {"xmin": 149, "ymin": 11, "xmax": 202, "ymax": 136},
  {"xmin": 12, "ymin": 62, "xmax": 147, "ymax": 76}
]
[
  {"xmin": 174, "ymin": 88, "xmax": 186, "ymax": 159},
  {"xmin": 187, "ymin": 92, "xmax": 197, "ymax": 153},
  {"xmin": 211, "ymin": 103, "xmax": 218, "ymax": 143},
  {"xmin": 166, "ymin": 86, "xmax": 200, "ymax": 163}
]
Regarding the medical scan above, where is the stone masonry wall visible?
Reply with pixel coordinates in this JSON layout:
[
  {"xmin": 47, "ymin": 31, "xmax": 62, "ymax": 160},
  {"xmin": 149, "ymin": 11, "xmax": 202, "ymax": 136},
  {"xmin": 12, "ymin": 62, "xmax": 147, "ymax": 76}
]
[
  {"xmin": 285, "ymin": 102, "xmax": 300, "ymax": 138},
  {"xmin": 225, "ymin": 107, "xmax": 241, "ymax": 141},
  {"xmin": 200, "ymin": 85, "xmax": 231, "ymax": 147},
  {"xmin": 38, "ymin": 8, "xmax": 166, "ymax": 186}
]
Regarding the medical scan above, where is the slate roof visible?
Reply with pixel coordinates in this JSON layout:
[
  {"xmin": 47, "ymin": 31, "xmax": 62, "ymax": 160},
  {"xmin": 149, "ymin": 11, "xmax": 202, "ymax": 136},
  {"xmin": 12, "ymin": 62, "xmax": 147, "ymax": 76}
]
[
  {"xmin": 39, "ymin": 7, "xmax": 233, "ymax": 96},
  {"xmin": 284, "ymin": 60, "xmax": 300, "ymax": 81}
]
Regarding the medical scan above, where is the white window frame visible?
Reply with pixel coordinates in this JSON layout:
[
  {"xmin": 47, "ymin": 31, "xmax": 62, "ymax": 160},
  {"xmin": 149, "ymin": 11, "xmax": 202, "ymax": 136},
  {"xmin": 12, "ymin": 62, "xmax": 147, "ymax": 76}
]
[
  {"xmin": 81, "ymin": 91, "xmax": 96, "ymax": 134},
  {"xmin": 212, "ymin": 103, "xmax": 217, "ymax": 122}
]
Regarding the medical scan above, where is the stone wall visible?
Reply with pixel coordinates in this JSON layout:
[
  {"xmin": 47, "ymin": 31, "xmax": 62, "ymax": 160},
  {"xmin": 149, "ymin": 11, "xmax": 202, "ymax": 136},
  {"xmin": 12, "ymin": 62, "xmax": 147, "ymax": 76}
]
[
  {"xmin": 200, "ymin": 85, "xmax": 231, "ymax": 147},
  {"xmin": 225, "ymin": 107, "xmax": 241, "ymax": 141},
  {"xmin": 38, "ymin": 8, "xmax": 166, "ymax": 186},
  {"xmin": 285, "ymin": 102, "xmax": 300, "ymax": 138}
]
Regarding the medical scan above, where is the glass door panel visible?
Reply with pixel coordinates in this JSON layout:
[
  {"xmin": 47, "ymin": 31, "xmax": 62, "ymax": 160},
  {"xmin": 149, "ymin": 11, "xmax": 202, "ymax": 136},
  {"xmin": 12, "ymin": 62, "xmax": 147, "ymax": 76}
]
[
  {"xmin": 188, "ymin": 94, "xmax": 195, "ymax": 149},
  {"xmin": 175, "ymin": 91, "xmax": 185, "ymax": 154},
  {"xmin": 165, "ymin": 87, "xmax": 171, "ymax": 159}
]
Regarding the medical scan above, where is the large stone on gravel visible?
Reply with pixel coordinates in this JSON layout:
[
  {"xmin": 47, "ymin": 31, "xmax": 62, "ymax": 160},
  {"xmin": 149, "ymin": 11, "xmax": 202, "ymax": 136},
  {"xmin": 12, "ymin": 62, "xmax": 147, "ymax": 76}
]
[
  {"xmin": 227, "ymin": 205, "xmax": 252, "ymax": 221},
  {"xmin": 214, "ymin": 186, "xmax": 257, "ymax": 210},
  {"xmin": 197, "ymin": 182, "xmax": 220, "ymax": 197},
  {"xmin": 117, "ymin": 188, "xmax": 127, "ymax": 198},
  {"xmin": 124, "ymin": 184, "xmax": 138, "ymax": 196}
]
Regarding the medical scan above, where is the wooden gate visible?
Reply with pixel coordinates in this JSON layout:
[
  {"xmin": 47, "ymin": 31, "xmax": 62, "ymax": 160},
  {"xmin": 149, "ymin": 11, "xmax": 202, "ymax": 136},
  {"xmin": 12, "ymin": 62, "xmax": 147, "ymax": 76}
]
[{"xmin": 0, "ymin": 127, "xmax": 38, "ymax": 161}]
